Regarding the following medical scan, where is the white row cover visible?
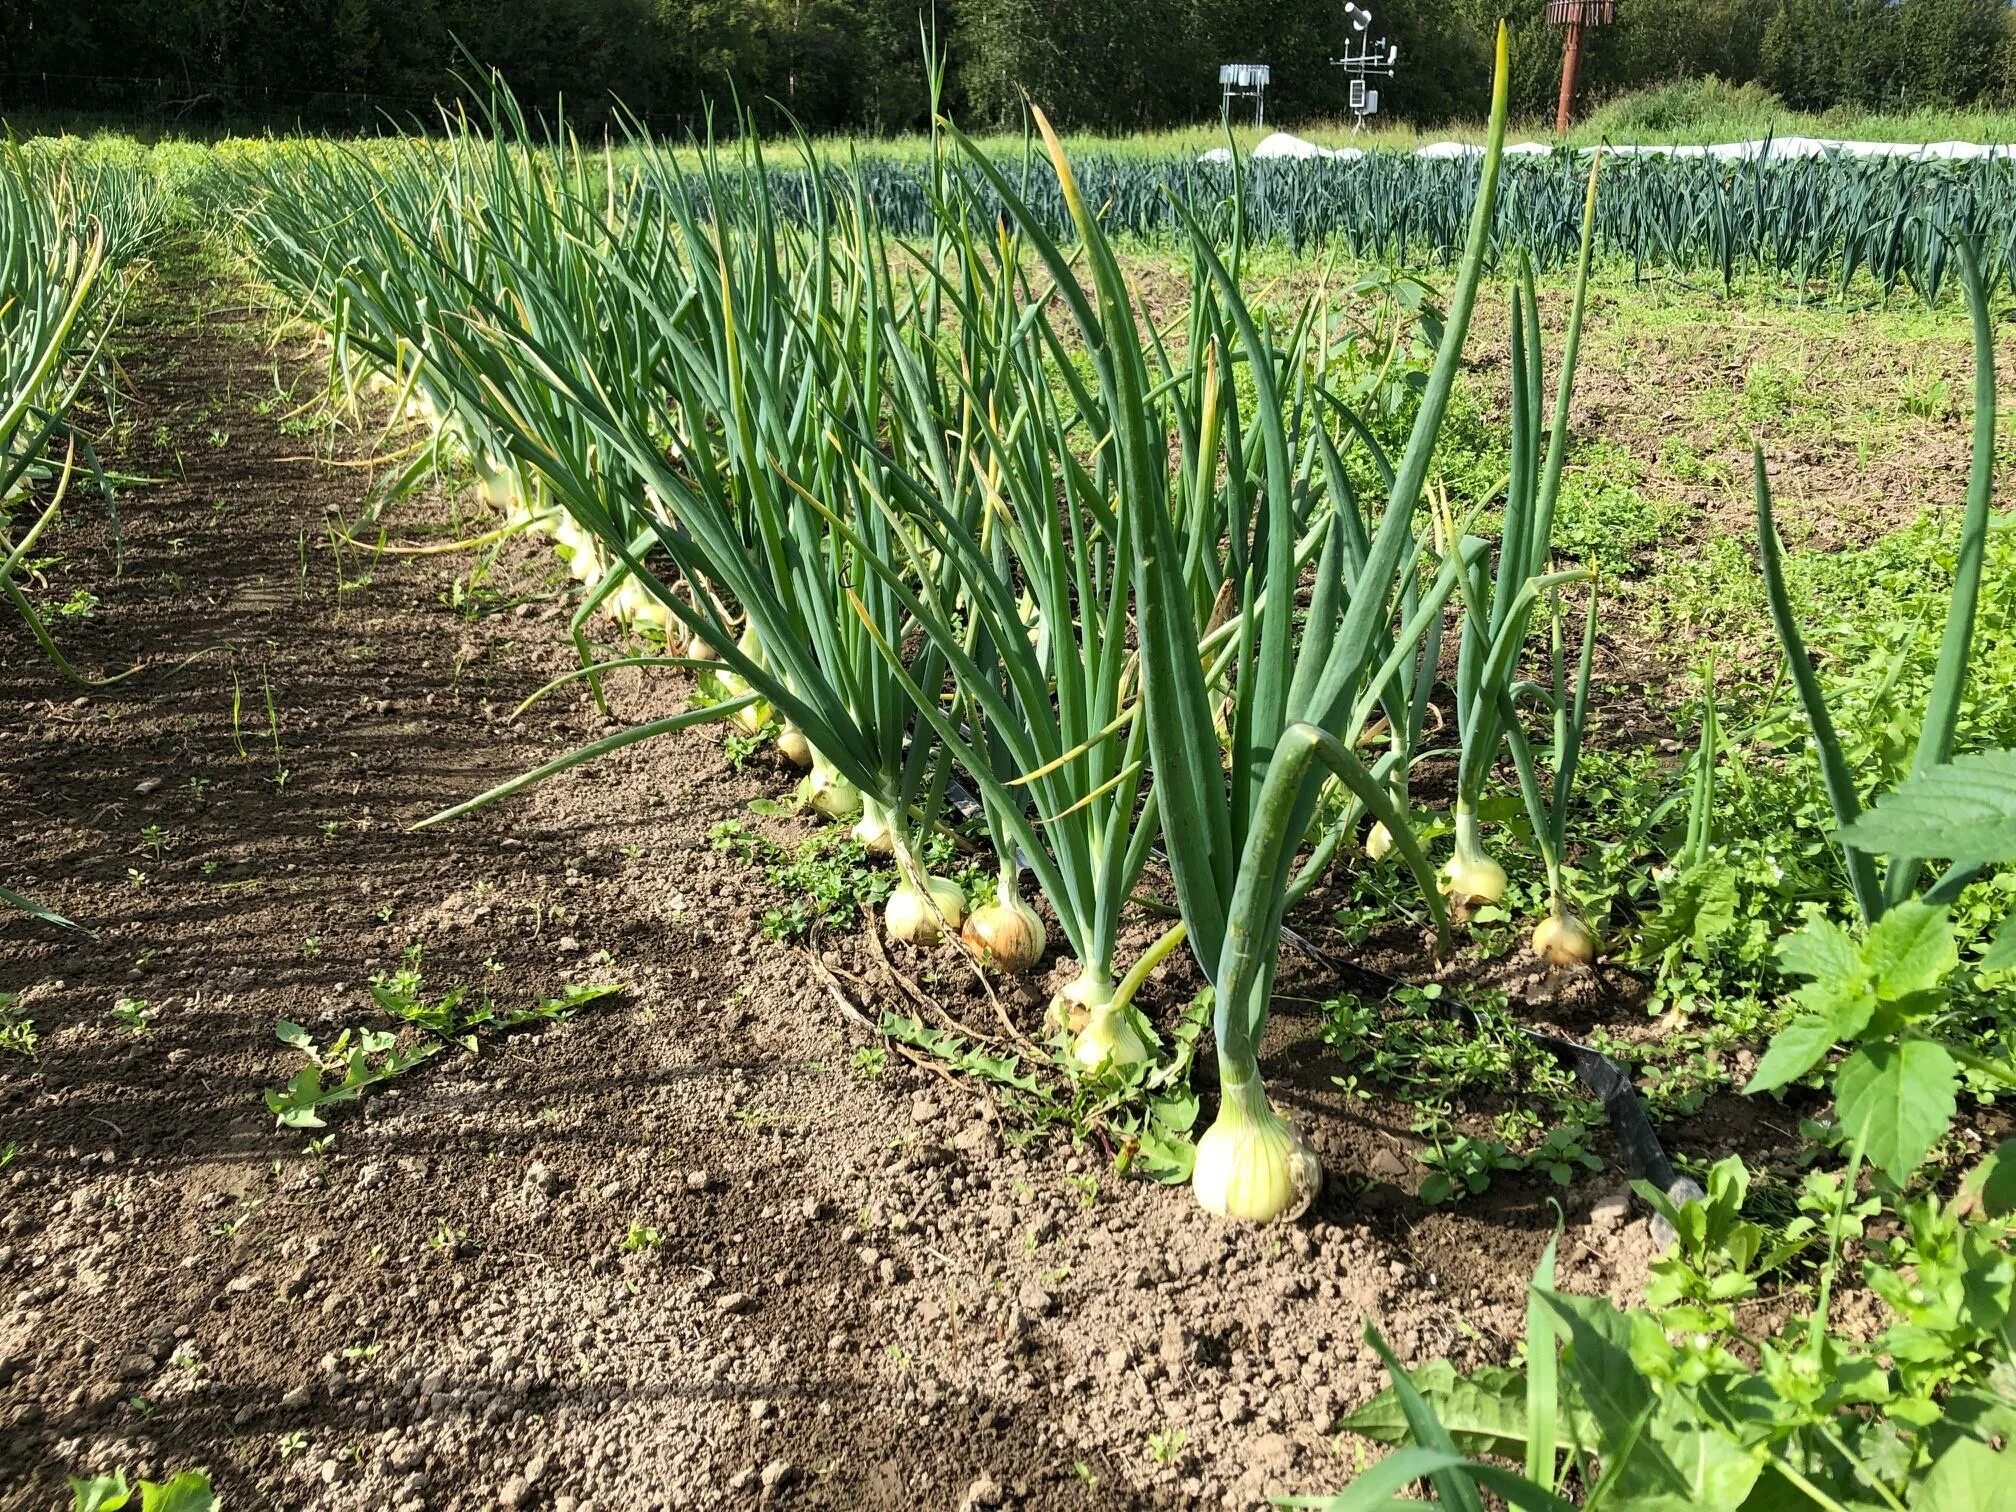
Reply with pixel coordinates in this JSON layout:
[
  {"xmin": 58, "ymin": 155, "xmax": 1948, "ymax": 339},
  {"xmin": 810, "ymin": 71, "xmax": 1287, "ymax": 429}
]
[
  {"xmin": 1199, "ymin": 134, "xmax": 1361, "ymax": 163},
  {"xmin": 1199, "ymin": 131, "xmax": 2016, "ymax": 165}
]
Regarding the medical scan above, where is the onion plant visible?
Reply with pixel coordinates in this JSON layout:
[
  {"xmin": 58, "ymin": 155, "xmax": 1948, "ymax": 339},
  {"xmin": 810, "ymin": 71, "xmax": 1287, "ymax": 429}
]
[
  {"xmin": 1, "ymin": 147, "xmax": 153, "ymax": 684},
  {"xmin": 290, "ymin": 89, "xmax": 984, "ymax": 940},
  {"xmin": 4, "ymin": 147, "xmax": 161, "ymax": 921},
  {"xmin": 856, "ymin": 106, "xmax": 1460, "ymax": 1075},
  {"xmin": 1440, "ymin": 163, "xmax": 1601, "ymax": 918},
  {"xmin": 1755, "ymin": 232, "xmax": 1999, "ymax": 924},
  {"xmin": 828, "ymin": 194, "xmax": 1170, "ymax": 1057},
  {"xmin": 951, "ymin": 30, "xmax": 1511, "ymax": 1219},
  {"xmin": 1503, "ymin": 583, "xmax": 1602, "ymax": 964}
]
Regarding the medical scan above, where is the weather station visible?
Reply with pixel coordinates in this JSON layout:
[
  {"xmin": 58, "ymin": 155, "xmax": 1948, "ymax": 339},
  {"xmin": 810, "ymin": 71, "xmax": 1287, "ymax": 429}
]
[
  {"xmin": 1217, "ymin": 62, "xmax": 1272, "ymax": 127},
  {"xmin": 1332, "ymin": 2, "xmax": 1398, "ymax": 130}
]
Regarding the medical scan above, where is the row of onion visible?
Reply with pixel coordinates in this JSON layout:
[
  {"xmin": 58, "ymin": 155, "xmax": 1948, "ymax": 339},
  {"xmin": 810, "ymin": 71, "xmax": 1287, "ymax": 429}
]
[
  {"xmin": 2, "ymin": 145, "xmax": 166, "ymax": 680},
  {"xmin": 232, "ymin": 27, "xmax": 1612, "ymax": 1220},
  {"xmin": 3, "ymin": 146, "xmax": 168, "ymax": 924}
]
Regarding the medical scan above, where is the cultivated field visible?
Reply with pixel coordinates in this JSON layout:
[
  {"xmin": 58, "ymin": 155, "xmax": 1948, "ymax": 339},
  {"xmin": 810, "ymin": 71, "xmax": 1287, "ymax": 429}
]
[{"xmin": 6, "ymin": 42, "xmax": 2016, "ymax": 1512}]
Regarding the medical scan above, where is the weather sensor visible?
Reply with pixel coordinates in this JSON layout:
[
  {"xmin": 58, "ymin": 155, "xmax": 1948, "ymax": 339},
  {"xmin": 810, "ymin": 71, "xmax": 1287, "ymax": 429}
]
[
  {"xmin": 1219, "ymin": 63, "xmax": 1272, "ymax": 127},
  {"xmin": 1333, "ymin": 5, "xmax": 1398, "ymax": 130}
]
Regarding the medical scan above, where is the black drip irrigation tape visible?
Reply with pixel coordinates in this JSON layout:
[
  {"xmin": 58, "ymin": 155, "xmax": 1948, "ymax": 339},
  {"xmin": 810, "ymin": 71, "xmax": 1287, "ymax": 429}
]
[{"xmin": 1277, "ymin": 920, "xmax": 1705, "ymax": 1222}]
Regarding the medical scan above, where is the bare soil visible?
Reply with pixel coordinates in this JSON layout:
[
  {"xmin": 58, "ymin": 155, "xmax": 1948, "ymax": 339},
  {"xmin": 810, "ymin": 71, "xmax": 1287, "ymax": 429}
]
[{"xmin": 2, "ymin": 255, "xmax": 1794, "ymax": 1510}]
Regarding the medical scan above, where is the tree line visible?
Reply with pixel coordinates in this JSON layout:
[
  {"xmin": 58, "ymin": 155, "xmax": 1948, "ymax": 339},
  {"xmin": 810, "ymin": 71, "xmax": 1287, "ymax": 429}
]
[{"xmin": 6, "ymin": 0, "xmax": 2015, "ymax": 136}]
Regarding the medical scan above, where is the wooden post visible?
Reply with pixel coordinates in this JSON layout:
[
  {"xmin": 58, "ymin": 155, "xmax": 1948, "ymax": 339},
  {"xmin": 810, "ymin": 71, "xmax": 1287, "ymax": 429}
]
[{"xmin": 1555, "ymin": 12, "xmax": 1584, "ymax": 135}]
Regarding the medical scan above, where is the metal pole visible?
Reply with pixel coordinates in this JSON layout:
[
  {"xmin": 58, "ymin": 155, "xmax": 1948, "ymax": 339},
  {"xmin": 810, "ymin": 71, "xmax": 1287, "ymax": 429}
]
[{"xmin": 1555, "ymin": 14, "xmax": 1584, "ymax": 135}]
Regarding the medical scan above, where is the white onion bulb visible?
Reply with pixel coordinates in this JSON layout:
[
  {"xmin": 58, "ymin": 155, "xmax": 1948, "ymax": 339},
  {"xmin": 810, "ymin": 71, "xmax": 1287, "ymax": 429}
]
[
  {"xmin": 1440, "ymin": 852, "xmax": 1507, "ymax": 907},
  {"xmin": 885, "ymin": 877, "xmax": 967, "ymax": 946},
  {"xmin": 1532, "ymin": 911, "xmax": 1599, "ymax": 966},
  {"xmin": 775, "ymin": 722, "xmax": 812, "ymax": 768},
  {"xmin": 1052, "ymin": 975, "xmax": 1148, "ymax": 1072},
  {"xmin": 850, "ymin": 799, "xmax": 896, "ymax": 856},
  {"xmin": 802, "ymin": 758, "xmax": 862, "ymax": 822},
  {"xmin": 1192, "ymin": 1075, "xmax": 1321, "ymax": 1223},
  {"xmin": 961, "ymin": 892, "xmax": 1046, "ymax": 974}
]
